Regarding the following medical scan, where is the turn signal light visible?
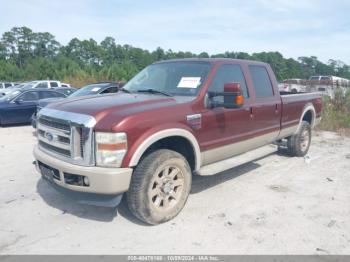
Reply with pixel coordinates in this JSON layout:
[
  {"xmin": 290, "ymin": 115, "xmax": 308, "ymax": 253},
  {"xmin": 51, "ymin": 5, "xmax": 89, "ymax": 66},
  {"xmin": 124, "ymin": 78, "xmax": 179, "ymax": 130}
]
[{"xmin": 236, "ymin": 95, "xmax": 244, "ymax": 106}]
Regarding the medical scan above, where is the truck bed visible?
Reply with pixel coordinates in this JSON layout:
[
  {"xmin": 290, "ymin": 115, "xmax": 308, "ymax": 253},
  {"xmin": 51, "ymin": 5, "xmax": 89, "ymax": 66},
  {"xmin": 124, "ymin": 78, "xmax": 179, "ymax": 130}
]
[{"xmin": 280, "ymin": 92, "xmax": 322, "ymax": 137}]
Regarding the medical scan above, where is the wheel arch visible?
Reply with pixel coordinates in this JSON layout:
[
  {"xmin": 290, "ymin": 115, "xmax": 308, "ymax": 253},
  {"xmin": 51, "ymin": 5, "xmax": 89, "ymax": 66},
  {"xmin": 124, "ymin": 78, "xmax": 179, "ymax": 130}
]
[
  {"xmin": 128, "ymin": 128, "xmax": 201, "ymax": 171},
  {"xmin": 299, "ymin": 103, "xmax": 316, "ymax": 129}
]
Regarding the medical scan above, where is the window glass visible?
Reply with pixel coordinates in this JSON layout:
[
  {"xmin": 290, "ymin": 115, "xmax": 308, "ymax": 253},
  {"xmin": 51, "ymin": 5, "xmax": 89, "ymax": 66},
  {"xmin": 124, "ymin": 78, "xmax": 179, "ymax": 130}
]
[
  {"xmin": 37, "ymin": 82, "xmax": 49, "ymax": 88},
  {"xmin": 4, "ymin": 83, "xmax": 12, "ymax": 88},
  {"xmin": 208, "ymin": 64, "xmax": 248, "ymax": 103},
  {"xmin": 50, "ymin": 82, "xmax": 59, "ymax": 87},
  {"xmin": 249, "ymin": 65, "xmax": 273, "ymax": 97},
  {"xmin": 123, "ymin": 62, "xmax": 211, "ymax": 96},
  {"xmin": 40, "ymin": 91, "xmax": 66, "ymax": 99},
  {"xmin": 19, "ymin": 91, "xmax": 39, "ymax": 101},
  {"xmin": 102, "ymin": 86, "xmax": 118, "ymax": 94}
]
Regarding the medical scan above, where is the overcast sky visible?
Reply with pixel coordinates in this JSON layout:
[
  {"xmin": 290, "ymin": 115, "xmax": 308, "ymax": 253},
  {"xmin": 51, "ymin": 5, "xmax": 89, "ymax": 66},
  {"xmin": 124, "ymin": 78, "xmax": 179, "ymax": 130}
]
[{"xmin": 1, "ymin": 0, "xmax": 349, "ymax": 63}]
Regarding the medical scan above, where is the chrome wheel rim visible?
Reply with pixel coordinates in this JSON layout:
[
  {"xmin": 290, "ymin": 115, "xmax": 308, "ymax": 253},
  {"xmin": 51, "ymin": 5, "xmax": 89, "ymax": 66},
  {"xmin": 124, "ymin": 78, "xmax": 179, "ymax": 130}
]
[
  {"xmin": 300, "ymin": 129, "xmax": 310, "ymax": 152},
  {"xmin": 148, "ymin": 165, "xmax": 184, "ymax": 211}
]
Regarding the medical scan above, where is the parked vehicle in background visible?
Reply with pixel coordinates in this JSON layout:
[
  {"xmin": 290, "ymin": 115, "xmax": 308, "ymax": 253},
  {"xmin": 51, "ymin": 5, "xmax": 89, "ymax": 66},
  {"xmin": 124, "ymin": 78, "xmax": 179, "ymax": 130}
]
[
  {"xmin": 278, "ymin": 79, "xmax": 306, "ymax": 93},
  {"xmin": 0, "ymin": 88, "xmax": 72, "ymax": 126},
  {"xmin": 0, "ymin": 82, "xmax": 16, "ymax": 89},
  {"xmin": 22, "ymin": 80, "xmax": 70, "ymax": 89},
  {"xmin": 308, "ymin": 75, "xmax": 350, "ymax": 98},
  {"xmin": 33, "ymin": 58, "xmax": 322, "ymax": 225},
  {"xmin": 31, "ymin": 82, "xmax": 120, "ymax": 128}
]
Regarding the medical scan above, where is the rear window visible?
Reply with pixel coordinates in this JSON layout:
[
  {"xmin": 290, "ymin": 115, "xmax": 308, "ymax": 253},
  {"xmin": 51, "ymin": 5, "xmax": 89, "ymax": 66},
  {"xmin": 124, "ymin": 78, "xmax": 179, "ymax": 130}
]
[
  {"xmin": 37, "ymin": 82, "xmax": 49, "ymax": 88},
  {"xmin": 249, "ymin": 65, "xmax": 273, "ymax": 97}
]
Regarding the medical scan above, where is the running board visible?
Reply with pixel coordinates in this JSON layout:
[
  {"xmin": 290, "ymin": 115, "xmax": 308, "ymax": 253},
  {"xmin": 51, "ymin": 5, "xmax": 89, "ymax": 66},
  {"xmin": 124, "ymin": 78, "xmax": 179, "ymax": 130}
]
[{"xmin": 196, "ymin": 144, "xmax": 278, "ymax": 176}]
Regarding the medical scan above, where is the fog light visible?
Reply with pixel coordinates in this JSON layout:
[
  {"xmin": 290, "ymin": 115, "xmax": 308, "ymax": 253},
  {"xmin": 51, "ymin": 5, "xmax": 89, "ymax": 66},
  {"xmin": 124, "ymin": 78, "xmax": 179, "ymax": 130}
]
[{"xmin": 83, "ymin": 177, "xmax": 90, "ymax": 186}]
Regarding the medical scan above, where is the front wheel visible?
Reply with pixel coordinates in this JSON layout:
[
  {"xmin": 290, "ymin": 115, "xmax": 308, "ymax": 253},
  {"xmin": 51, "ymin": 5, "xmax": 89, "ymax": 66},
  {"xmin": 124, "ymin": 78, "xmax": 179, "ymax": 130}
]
[
  {"xmin": 127, "ymin": 149, "xmax": 192, "ymax": 225},
  {"xmin": 287, "ymin": 121, "xmax": 311, "ymax": 157}
]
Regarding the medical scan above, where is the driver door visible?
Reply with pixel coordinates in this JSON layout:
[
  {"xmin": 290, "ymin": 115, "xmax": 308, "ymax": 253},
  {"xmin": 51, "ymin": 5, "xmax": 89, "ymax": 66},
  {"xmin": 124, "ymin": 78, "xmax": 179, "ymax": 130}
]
[
  {"xmin": 7, "ymin": 91, "xmax": 40, "ymax": 124},
  {"xmin": 197, "ymin": 64, "xmax": 253, "ymax": 165}
]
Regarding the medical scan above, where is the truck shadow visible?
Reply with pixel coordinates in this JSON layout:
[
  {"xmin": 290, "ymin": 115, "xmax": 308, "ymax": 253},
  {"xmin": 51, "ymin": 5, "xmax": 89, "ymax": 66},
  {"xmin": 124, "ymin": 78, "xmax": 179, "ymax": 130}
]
[{"xmin": 36, "ymin": 152, "xmax": 275, "ymax": 225}]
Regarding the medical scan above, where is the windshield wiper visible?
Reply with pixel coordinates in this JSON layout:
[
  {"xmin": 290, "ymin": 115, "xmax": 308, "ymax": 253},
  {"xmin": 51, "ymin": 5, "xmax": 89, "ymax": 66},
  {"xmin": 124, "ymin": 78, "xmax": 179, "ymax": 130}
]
[{"xmin": 136, "ymin": 88, "xmax": 173, "ymax": 97}]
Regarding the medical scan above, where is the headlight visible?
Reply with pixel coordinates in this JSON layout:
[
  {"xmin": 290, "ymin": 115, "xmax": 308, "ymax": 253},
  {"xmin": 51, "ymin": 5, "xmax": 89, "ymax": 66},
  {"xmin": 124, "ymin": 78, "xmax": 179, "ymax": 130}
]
[{"xmin": 95, "ymin": 132, "xmax": 127, "ymax": 167}]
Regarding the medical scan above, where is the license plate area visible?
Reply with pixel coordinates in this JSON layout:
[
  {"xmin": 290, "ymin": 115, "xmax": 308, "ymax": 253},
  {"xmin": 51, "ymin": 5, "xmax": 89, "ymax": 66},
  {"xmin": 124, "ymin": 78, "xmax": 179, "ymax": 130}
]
[{"xmin": 38, "ymin": 162, "xmax": 60, "ymax": 181}]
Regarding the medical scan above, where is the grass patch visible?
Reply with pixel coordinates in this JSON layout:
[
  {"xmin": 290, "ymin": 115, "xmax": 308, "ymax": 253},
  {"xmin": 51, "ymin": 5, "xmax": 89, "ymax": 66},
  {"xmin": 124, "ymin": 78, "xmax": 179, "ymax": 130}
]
[{"xmin": 318, "ymin": 90, "xmax": 350, "ymax": 134}]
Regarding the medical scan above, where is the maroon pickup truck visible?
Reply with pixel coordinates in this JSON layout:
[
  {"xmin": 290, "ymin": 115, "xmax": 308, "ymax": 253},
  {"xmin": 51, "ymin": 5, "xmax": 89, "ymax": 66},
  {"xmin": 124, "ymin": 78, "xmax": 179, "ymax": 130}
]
[{"xmin": 33, "ymin": 58, "xmax": 322, "ymax": 224}]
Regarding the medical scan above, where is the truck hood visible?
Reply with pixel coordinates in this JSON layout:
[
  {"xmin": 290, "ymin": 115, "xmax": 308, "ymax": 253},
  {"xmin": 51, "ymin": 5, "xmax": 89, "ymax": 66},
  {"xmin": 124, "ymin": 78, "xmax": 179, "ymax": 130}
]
[{"xmin": 46, "ymin": 93, "xmax": 183, "ymax": 123}]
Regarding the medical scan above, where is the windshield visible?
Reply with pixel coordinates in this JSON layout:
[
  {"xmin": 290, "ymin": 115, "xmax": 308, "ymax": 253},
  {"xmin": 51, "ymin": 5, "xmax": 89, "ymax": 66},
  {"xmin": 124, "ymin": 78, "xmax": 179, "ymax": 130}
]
[
  {"xmin": 123, "ymin": 61, "xmax": 212, "ymax": 96},
  {"xmin": 68, "ymin": 83, "xmax": 109, "ymax": 98},
  {"xmin": 0, "ymin": 89, "xmax": 21, "ymax": 101}
]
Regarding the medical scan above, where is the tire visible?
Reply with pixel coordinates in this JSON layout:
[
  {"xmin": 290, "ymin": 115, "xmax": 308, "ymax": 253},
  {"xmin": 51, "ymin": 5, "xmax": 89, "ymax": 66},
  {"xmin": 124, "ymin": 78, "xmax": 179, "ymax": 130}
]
[
  {"xmin": 291, "ymin": 89, "xmax": 297, "ymax": 94},
  {"xmin": 287, "ymin": 121, "xmax": 311, "ymax": 157},
  {"xmin": 127, "ymin": 149, "xmax": 192, "ymax": 225}
]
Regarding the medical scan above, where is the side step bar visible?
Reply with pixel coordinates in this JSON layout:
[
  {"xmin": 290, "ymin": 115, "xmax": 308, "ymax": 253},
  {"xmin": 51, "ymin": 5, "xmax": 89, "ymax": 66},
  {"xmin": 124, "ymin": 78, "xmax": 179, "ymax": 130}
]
[{"xmin": 196, "ymin": 144, "xmax": 278, "ymax": 176}]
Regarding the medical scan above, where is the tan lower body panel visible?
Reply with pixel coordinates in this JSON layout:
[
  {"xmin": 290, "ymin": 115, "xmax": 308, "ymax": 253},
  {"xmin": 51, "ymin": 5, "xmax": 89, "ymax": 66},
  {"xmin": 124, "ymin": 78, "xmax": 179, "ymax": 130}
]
[{"xmin": 201, "ymin": 131, "xmax": 279, "ymax": 166}]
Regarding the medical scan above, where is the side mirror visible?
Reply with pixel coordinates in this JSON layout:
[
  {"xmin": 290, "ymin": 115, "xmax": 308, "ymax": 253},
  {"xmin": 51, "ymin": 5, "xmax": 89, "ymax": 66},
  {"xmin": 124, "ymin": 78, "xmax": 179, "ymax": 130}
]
[
  {"xmin": 15, "ymin": 99, "xmax": 24, "ymax": 104},
  {"xmin": 208, "ymin": 82, "xmax": 244, "ymax": 109}
]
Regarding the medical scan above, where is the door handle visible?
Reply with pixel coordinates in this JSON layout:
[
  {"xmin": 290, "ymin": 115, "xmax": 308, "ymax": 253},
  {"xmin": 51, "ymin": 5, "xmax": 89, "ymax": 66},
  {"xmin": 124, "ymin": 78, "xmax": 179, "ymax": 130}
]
[
  {"xmin": 275, "ymin": 104, "xmax": 279, "ymax": 114},
  {"xmin": 249, "ymin": 107, "xmax": 253, "ymax": 119}
]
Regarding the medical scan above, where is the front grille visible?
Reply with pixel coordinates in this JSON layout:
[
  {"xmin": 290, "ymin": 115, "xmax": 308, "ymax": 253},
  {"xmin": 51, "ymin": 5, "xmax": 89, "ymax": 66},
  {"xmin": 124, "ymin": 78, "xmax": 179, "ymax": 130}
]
[
  {"xmin": 38, "ymin": 116, "xmax": 70, "ymax": 131},
  {"xmin": 36, "ymin": 109, "xmax": 95, "ymax": 166},
  {"xmin": 58, "ymin": 136, "xmax": 70, "ymax": 144},
  {"xmin": 39, "ymin": 140, "xmax": 71, "ymax": 157}
]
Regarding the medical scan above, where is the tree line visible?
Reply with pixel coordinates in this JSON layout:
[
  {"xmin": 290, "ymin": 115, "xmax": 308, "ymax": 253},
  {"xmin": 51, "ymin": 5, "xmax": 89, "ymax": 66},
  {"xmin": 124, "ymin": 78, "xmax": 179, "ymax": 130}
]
[{"xmin": 0, "ymin": 26, "xmax": 349, "ymax": 87}]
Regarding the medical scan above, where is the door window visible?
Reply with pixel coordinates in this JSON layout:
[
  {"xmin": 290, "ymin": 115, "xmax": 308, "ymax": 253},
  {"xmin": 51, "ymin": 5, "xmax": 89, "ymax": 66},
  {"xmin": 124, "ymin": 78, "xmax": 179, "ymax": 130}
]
[
  {"xmin": 18, "ymin": 91, "xmax": 40, "ymax": 101},
  {"xmin": 101, "ymin": 86, "xmax": 119, "ymax": 94},
  {"xmin": 208, "ymin": 64, "xmax": 248, "ymax": 103},
  {"xmin": 40, "ymin": 91, "xmax": 66, "ymax": 99},
  {"xmin": 50, "ymin": 82, "xmax": 59, "ymax": 87},
  {"xmin": 249, "ymin": 65, "xmax": 273, "ymax": 97}
]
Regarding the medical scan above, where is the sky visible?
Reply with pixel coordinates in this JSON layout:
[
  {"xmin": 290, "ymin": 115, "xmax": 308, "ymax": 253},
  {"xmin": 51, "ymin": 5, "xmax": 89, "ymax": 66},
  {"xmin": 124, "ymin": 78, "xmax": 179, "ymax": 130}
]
[{"xmin": 0, "ymin": 0, "xmax": 349, "ymax": 64}]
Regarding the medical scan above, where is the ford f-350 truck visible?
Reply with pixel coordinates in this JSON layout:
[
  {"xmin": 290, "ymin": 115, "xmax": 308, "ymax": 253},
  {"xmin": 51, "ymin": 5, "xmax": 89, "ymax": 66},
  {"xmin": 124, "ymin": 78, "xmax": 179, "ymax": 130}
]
[{"xmin": 33, "ymin": 58, "xmax": 322, "ymax": 224}]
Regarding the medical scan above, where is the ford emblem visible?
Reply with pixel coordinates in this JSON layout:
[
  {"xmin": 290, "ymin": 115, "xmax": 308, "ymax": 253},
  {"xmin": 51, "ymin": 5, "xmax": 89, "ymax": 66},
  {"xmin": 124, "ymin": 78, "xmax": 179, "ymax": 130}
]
[{"xmin": 45, "ymin": 132, "xmax": 54, "ymax": 141}]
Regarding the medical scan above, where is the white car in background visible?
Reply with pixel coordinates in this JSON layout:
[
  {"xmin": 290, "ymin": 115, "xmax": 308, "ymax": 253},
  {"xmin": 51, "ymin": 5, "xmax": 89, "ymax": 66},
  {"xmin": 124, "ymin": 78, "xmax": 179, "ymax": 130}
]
[
  {"xmin": 22, "ymin": 80, "xmax": 70, "ymax": 89},
  {"xmin": 279, "ymin": 79, "xmax": 306, "ymax": 93},
  {"xmin": 0, "ymin": 82, "xmax": 17, "ymax": 89}
]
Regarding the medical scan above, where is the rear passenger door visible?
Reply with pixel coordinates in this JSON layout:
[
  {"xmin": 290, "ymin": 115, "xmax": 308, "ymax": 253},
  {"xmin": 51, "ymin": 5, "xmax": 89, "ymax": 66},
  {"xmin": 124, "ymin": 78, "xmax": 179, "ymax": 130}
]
[{"xmin": 248, "ymin": 65, "xmax": 281, "ymax": 145}]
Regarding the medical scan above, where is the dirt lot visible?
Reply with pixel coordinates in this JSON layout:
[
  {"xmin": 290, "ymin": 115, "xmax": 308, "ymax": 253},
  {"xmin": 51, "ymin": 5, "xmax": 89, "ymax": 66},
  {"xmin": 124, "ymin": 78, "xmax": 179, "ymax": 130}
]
[{"xmin": 0, "ymin": 125, "xmax": 349, "ymax": 254}]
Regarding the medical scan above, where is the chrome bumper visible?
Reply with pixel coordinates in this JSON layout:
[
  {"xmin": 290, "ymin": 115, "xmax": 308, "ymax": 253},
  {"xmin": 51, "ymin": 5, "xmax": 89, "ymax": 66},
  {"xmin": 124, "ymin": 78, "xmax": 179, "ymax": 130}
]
[{"xmin": 34, "ymin": 145, "xmax": 132, "ymax": 195}]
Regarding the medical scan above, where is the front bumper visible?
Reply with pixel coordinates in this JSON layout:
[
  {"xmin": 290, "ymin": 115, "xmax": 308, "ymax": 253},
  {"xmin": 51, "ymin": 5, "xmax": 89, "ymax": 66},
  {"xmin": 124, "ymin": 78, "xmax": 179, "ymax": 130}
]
[{"xmin": 34, "ymin": 145, "xmax": 133, "ymax": 204}]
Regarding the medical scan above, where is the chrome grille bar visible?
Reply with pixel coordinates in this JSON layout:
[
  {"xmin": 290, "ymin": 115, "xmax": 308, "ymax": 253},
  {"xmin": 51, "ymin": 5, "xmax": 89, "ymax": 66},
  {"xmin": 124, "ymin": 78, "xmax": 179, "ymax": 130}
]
[{"xmin": 36, "ymin": 108, "xmax": 96, "ymax": 166}]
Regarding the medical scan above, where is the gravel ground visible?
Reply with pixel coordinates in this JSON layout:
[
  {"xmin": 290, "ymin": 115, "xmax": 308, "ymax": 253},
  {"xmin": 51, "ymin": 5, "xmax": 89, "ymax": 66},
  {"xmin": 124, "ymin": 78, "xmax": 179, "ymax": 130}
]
[{"xmin": 0, "ymin": 125, "xmax": 349, "ymax": 254}]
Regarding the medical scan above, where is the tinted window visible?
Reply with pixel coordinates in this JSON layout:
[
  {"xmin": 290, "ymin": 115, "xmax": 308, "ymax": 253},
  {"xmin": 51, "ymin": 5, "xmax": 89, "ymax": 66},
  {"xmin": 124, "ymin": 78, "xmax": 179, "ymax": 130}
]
[
  {"xmin": 37, "ymin": 82, "xmax": 49, "ymax": 88},
  {"xmin": 50, "ymin": 82, "xmax": 58, "ymax": 87},
  {"xmin": 249, "ymin": 65, "xmax": 273, "ymax": 97},
  {"xmin": 4, "ymin": 83, "xmax": 12, "ymax": 88},
  {"xmin": 19, "ymin": 91, "xmax": 39, "ymax": 101},
  {"xmin": 208, "ymin": 64, "xmax": 248, "ymax": 103},
  {"xmin": 101, "ymin": 86, "xmax": 118, "ymax": 94},
  {"xmin": 40, "ymin": 91, "xmax": 66, "ymax": 99}
]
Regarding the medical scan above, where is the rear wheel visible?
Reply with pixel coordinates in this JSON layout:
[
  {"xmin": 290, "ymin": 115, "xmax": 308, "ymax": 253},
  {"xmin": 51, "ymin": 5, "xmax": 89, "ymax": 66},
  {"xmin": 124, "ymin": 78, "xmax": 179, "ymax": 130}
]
[
  {"xmin": 127, "ymin": 149, "xmax": 192, "ymax": 225},
  {"xmin": 287, "ymin": 121, "xmax": 311, "ymax": 157}
]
